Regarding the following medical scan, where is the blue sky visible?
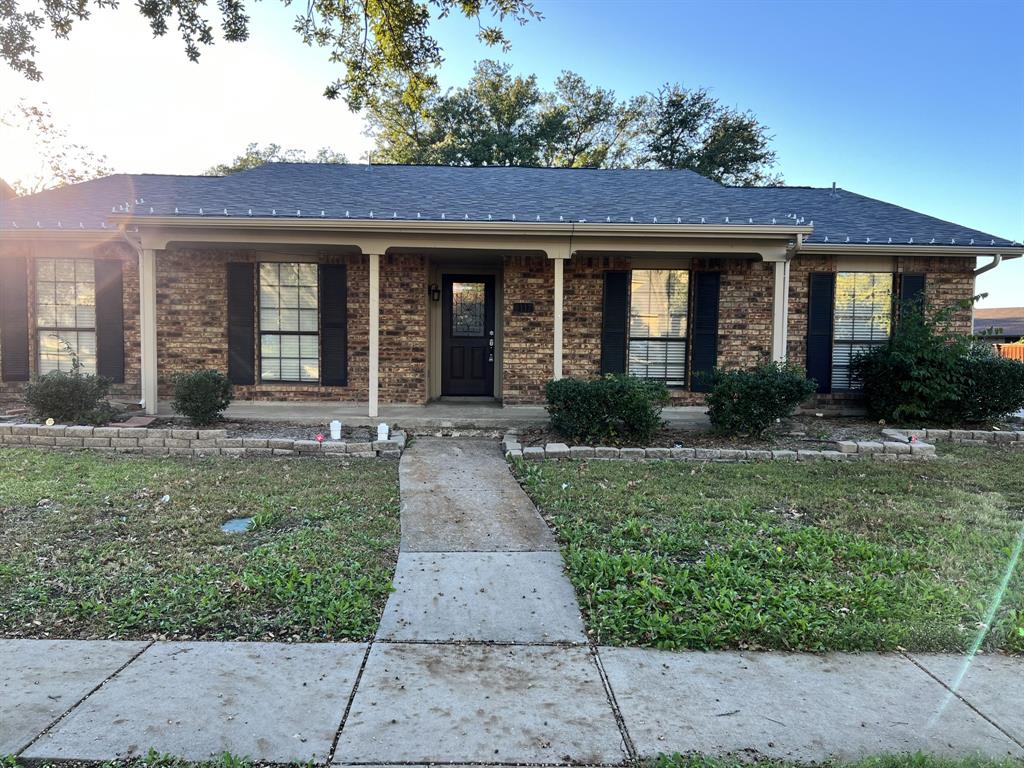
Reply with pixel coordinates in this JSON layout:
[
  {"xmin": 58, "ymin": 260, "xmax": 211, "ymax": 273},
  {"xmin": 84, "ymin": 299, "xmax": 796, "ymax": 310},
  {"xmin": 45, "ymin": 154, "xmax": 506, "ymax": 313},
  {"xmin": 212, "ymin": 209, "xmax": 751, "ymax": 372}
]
[{"xmin": 1, "ymin": 0, "xmax": 1022, "ymax": 304}]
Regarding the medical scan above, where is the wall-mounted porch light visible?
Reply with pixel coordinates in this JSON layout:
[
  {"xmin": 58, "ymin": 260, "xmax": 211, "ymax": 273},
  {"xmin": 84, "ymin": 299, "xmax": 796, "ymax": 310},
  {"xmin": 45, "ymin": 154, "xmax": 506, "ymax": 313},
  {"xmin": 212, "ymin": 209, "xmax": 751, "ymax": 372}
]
[{"xmin": 428, "ymin": 283, "xmax": 441, "ymax": 302}]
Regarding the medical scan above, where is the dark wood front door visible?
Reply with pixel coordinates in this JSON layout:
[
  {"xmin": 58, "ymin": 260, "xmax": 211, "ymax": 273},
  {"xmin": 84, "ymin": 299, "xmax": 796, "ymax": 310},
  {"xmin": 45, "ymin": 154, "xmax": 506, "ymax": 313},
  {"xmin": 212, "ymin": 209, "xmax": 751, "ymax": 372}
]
[{"xmin": 441, "ymin": 274, "xmax": 496, "ymax": 396}]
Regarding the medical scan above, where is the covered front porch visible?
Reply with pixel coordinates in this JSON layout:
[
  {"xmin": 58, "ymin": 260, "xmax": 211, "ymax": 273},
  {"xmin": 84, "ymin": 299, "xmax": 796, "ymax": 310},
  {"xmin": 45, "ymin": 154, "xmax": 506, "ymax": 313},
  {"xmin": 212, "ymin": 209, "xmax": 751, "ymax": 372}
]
[{"xmin": 129, "ymin": 217, "xmax": 808, "ymax": 418}]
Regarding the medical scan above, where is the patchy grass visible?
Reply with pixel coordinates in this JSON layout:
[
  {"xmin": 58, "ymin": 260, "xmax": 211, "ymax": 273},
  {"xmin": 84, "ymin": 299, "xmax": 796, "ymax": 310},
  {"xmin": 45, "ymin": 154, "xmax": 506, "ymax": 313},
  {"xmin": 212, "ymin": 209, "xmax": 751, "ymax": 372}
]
[
  {"xmin": 0, "ymin": 448, "xmax": 400, "ymax": 641},
  {"xmin": 652, "ymin": 755, "xmax": 1023, "ymax": 768},
  {"xmin": 515, "ymin": 445, "xmax": 1024, "ymax": 653}
]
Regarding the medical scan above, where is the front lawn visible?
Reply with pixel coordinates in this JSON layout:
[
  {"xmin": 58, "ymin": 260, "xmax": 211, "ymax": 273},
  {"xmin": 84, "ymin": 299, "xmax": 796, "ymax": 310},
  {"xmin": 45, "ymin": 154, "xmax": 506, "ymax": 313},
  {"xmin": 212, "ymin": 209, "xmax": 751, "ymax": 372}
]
[
  {"xmin": 515, "ymin": 445, "xmax": 1024, "ymax": 653},
  {"xmin": 0, "ymin": 448, "xmax": 400, "ymax": 641}
]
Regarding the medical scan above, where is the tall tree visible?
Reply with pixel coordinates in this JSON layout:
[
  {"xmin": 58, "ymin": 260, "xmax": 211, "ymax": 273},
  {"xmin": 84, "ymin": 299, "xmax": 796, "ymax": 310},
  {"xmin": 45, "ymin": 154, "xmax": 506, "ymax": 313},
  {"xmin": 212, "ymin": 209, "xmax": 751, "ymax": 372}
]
[
  {"xmin": 0, "ymin": 100, "xmax": 113, "ymax": 195},
  {"xmin": 1, "ymin": 0, "xmax": 539, "ymax": 110},
  {"xmin": 205, "ymin": 143, "xmax": 347, "ymax": 175},
  {"xmin": 637, "ymin": 84, "xmax": 780, "ymax": 185},
  {"xmin": 368, "ymin": 65, "xmax": 782, "ymax": 185}
]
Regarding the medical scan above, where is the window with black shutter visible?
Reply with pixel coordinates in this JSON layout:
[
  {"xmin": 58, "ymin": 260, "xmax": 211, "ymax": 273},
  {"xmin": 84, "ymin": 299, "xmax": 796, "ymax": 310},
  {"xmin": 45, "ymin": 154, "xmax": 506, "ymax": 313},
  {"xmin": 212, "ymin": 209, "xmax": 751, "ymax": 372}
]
[{"xmin": 628, "ymin": 269, "xmax": 689, "ymax": 386}]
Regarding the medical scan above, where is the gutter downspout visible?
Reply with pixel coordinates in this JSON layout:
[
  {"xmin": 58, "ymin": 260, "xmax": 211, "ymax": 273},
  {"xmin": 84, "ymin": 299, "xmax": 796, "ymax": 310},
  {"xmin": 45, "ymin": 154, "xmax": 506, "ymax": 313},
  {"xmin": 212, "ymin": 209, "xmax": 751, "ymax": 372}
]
[
  {"xmin": 973, "ymin": 254, "xmax": 1002, "ymax": 277},
  {"xmin": 118, "ymin": 226, "xmax": 147, "ymax": 411}
]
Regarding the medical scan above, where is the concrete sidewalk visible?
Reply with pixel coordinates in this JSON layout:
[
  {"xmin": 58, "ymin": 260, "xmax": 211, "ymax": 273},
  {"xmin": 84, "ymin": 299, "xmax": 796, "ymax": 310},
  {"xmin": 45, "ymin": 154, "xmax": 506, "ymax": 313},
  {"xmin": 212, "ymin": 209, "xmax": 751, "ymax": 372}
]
[{"xmin": 3, "ymin": 439, "xmax": 1023, "ymax": 764}]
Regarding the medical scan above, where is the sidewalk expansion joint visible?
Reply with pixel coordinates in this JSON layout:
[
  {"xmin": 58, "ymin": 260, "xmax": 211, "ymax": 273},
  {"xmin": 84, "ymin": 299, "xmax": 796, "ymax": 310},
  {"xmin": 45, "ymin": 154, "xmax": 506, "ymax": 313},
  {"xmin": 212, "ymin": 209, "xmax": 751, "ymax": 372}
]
[
  {"xmin": 589, "ymin": 645, "xmax": 638, "ymax": 762},
  {"xmin": 901, "ymin": 651, "xmax": 1024, "ymax": 751},
  {"xmin": 15, "ymin": 639, "xmax": 155, "ymax": 757},
  {"xmin": 327, "ymin": 640, "xmax": 375, "ymax": 765}
]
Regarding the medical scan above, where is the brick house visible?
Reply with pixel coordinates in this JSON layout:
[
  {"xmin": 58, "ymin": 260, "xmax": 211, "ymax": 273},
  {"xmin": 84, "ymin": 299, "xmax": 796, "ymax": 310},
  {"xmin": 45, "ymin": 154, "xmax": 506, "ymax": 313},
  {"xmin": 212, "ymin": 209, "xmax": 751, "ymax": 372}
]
[{"xmin": 0, "ymin": 164, "xmax": 1020, "ymax": 416}]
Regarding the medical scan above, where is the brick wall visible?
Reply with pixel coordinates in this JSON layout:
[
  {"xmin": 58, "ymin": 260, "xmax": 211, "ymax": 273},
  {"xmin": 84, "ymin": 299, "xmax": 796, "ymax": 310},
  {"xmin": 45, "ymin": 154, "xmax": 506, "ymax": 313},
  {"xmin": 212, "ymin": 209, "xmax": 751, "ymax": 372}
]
[
  {"xmin": 501, "ymin": 254, "xmax": 554, "ymax": 405},
  {"xmin": 787, "ymin": 254, "xmax": 976, "ymax": 363},
  {"xmin": 379, "ymin": 254, "xmax": 428, "ymax": 404},
  {"xmin": 0, "ymin": 239, "xmax": 140, "ymax": 405},
  {"xmin": 156, "ymin": 248, "xmax": 428, "ymax": 404}
]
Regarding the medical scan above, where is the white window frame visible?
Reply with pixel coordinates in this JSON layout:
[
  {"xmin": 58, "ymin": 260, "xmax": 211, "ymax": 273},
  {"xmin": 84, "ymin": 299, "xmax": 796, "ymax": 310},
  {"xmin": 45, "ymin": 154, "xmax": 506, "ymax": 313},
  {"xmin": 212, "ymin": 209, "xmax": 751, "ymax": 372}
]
[
  {"xmin": 831, "ymin": 271, "xmax": 893, "ymax": 391},
  {"xmin": 35, "ymin": 258, "xmax": 97, "ymax": 375},
  {"xmin": 258, "ymin": 262, "xmax": 320, "ymax": 384},
  {"xmin": 628, "ymin": 269, "xmax": 690, "ymax": 388}
]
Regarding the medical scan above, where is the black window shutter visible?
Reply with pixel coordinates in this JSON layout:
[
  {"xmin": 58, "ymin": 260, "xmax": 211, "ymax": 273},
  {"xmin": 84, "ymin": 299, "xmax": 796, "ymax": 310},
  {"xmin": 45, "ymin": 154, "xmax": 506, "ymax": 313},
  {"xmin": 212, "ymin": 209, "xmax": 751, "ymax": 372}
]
[
  {"xmin": 0, "ymin": 256, "xmax": 30, "ymax": 382},
  {"xmin": 806, "ymin": 272, "xmax": 836, "ymax": 394},
  {"xmin": 94, "ymin": 260, "xmax": 125, "ymax": 383},
  {"xmin": 689, "ymin": 271, "xmax": 720, "ymax": 392},
  {"xmin": 319, "ymin": 264, "xmax": 348, "ymax": 386},
  {"xmin": 899, "ymin": 273, "xmax": 926, "ymax": 315},
  {"xmin": 226, "ymin": 263, "xmax": 255, "ymax": 385},
  {"xmin": 600, "ymin": 271, "xmax": 629, "ymax": 375}
]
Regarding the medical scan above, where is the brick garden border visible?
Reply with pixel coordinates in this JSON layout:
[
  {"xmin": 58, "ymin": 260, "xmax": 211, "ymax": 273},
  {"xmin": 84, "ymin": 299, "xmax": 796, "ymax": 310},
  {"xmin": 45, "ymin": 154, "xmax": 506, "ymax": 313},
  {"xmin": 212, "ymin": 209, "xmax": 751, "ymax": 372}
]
[
  {"xmin": 501, "ymin": 431, "xmax": 937, "ymax": 463},
  {"xmin": 885, "ymin": 427, "xmax": 1024, "ymax": 446},
  {"xmin": 0, "ymin": 423, "xmax": 406, "ymax": 458}
]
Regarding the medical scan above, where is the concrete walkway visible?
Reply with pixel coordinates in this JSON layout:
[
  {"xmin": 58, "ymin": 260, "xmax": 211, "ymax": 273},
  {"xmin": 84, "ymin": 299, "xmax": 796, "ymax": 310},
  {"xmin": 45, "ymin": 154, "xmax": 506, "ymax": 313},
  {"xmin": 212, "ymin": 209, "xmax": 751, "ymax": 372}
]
[{"xmin": 3, "ymin": 438, "xmax": 1023, "ymax": 764}]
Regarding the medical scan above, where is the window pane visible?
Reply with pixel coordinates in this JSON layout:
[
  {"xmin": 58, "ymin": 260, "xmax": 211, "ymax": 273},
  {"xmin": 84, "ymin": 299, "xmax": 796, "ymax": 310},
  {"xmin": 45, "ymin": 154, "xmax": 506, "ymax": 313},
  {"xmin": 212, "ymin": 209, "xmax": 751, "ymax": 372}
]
[
  {"xmin": 258, "ymin": 262, "xmax": 319, "ymax": 383},
  {"xmin": 300, "ymin": 335, "xmax": 318, "ymax": 357},
  {"xmin": 36, "ymin": 259, "xmax": 55, "ymax": 282},
  {"xmin": 260, "ymin": 285, "xmax": 279, "ymax": 308},
  {"xmin": 280, "ymin": 358, "xmax": 300, "ymax": 380},
  {"xmin": 261, "ymin": 335, "xmax": 280, "ymax": 357},
  {"xmin": 280, "ymin": 263, "xmax": 299, "ymax": 286},
  {"xmin": 279, "ymin": 308, "xmax": 299, "ymax": 331},
  {"xmin": 279, "ymin": 335, "xmax": 300, "ymax": 357},
  {"xmin": 301, "ymin": 359, "xmax": 319, "ymax": 382},
  {"xmin": 37, "ymin": 330, "xmax": 96, "ymax": 374},
  {"xmin": 261, "ymin": 359, "xmax": 281, "ymax": 380},
  {"xmin": 279, "ymin": 286, "xmax": 299, "ymax": 308},
  {"xmin": 451, "ymin": 282, "xmax": 486, "ymax": 336},
  {"xmin": 832, "ymin": 272, "xmax": 892, "ymax": 390},
  {"xmin": 298, "ymin": 286, "xmax": 317, "ymax": 308},
  {"xmin": 260, "ymin": 308, "xmax": 280, "ymax": 331},
  {"xmin": 629, "ymin": 339, "xmax": 688, "ymax": 387},
  {"xmin": 628, "ymin": 269, "xmax": 689, "ymax": 384},
  {"xmin": 299, "ymin": 310, "xmax": 318, "ymax": 332},
  {"xmin": 54, "ymin": 259, "xmax": 75, "ymax": 281},
  {"xmin": 260, "ymin": 263, "xmax": 279, "ymax": 286},
  {"xmin": 630, "ymin": 270, "xmax": 688, "ymax": 339}
]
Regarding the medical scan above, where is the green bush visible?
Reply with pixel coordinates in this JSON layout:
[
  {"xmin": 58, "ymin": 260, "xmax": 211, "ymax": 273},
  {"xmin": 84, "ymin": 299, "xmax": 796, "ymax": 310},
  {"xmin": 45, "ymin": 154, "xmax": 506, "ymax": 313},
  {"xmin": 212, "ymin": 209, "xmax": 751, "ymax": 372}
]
[
  {"xmin": 854, "ymin": 300, "xmax": 1024, "ymax": 424},
  {"xmin": 854, "ymin": 303, "xmax": 968, "ymax": 423},
  {"xmin": 958, "ymin": 346, "xmax": 1024, "ymax": 423},
  {"xmin": 171, "ymin": 369, "xmax": 233, "ymax": 426},
  {"xmin": 24, "ymin": 340, "xmax": 114, "ymax": 424},
  {"xmin": 545, "ymin": 375, "xmax": 669, "ymax": 445},
  {"xmin": 705, "ymin": 362, "xmax": 817, "ymax": 437}
]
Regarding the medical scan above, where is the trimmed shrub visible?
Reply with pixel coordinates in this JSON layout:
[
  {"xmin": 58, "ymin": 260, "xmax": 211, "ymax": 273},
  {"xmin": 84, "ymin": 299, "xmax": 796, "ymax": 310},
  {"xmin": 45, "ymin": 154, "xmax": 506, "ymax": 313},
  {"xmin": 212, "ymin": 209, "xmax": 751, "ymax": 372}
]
[
  {"xmin": 545, "ymin": 375, "xmax": 669, "ymax": 445},
  {"xmin": 957, "ymin": 346, "xmax": 1024, "ymax": 423},
  {"xmin": 171, "ymin": 369, "xmax": 233, "ymax": 426},
  {"xmin": 705, "ymin": 362, "xmax": 817, "ymax": 437},
  {"xmin": 854, "ymin": 299, "xmax": 1024, "ymax": 424},
  {"xmin": 24, "ymin": 341, "xmax": 114, "ymax": 424}
]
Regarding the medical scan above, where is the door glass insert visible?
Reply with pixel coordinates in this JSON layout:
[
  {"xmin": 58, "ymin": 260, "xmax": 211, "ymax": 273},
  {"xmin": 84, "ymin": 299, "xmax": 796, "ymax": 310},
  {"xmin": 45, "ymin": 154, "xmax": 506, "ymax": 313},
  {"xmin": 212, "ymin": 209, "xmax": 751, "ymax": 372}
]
[{"xmin": 451, "ymin": 281, "xmax": 486, "ymax": 336}]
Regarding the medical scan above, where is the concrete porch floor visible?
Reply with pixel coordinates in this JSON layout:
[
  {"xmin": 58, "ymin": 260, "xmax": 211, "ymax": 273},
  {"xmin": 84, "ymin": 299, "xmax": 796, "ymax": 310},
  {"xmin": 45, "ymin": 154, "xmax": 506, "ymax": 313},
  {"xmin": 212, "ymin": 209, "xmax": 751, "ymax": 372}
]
[{"xmin": 157, "ymin": 399, "xmax": 711, "ymax": 430}]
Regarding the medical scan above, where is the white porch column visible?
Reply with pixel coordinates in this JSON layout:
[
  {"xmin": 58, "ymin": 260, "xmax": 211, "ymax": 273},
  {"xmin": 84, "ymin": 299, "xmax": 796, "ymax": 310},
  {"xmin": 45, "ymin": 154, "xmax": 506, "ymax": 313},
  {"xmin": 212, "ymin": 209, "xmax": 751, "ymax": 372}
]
[
  {"xmin": 771, "ymin": 258, "xmax": 791, "ymax": 362},
  {"xmin": 552, "ymin": 256, "xmax": 565, "ymax": 380},
  {"xmin": 368, "ymin": 253, "xmax": 381, "ymax": 418},
  {"xmin": 139, "ymin": 248, "xmax": 159, "ymax": 415}
]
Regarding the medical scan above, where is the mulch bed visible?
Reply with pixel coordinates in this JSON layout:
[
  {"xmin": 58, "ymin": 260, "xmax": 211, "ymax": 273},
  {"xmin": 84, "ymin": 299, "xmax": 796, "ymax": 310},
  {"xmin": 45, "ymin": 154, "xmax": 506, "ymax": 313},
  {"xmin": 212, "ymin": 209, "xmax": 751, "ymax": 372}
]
[{"xmin": 516, "ymin": 415, "xmax": 906, "ymax": 451}]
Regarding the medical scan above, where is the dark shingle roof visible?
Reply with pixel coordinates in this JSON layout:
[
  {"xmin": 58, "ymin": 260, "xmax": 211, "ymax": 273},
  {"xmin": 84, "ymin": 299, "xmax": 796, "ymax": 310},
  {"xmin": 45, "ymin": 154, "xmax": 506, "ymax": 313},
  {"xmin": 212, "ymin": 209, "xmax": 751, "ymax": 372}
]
[{"xmin": 0, "ymin": 163, "xmax": 1019, "ymax": 248}]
